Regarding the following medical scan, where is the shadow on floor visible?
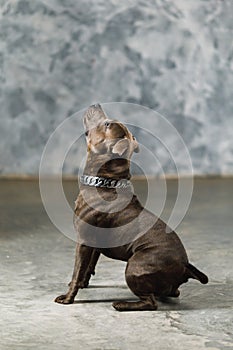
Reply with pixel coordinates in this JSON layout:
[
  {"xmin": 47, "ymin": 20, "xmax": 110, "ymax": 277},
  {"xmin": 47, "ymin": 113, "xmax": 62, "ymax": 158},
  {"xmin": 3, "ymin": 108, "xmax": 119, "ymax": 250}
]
[{"xmin": 73, "ymin": 282, "xmax": 232, "ymax": 311}]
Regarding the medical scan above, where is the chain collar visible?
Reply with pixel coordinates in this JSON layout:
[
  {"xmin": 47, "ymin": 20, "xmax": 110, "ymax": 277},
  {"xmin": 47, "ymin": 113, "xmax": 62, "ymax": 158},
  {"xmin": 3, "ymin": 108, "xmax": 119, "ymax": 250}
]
[{"xmin": 79, "ymin": 175, "xmax": 132, "ymax": 189}]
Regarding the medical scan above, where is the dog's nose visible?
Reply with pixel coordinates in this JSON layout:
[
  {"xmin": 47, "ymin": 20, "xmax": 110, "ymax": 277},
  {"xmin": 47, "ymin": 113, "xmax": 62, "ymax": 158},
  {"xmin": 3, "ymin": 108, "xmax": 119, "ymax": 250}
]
[{"xmin": 90, "ymin": 103, "xmax": 101, "ymax": 109}]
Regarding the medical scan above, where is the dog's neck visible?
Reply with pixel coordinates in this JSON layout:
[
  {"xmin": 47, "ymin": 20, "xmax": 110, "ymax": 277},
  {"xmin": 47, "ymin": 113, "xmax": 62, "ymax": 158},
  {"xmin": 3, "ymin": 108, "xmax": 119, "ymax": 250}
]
[{"xmin": 83, "ymin": 152, "xmax": 131, "ymax": 180}]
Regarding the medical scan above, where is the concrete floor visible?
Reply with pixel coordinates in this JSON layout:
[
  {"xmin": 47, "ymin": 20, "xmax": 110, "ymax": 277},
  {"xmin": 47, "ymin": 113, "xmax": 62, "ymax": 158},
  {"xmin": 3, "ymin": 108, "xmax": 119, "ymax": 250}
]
[{"xmin": 0, "ymin": 178, "xmax": 233, "ymax": 350}]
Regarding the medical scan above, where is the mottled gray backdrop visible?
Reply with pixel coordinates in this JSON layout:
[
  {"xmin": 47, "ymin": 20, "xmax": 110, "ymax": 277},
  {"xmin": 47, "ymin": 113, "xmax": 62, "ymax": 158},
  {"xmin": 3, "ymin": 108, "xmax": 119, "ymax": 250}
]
[{"xmin": 0, "ymin": 0, "xmax": 233, "ymax": 175}]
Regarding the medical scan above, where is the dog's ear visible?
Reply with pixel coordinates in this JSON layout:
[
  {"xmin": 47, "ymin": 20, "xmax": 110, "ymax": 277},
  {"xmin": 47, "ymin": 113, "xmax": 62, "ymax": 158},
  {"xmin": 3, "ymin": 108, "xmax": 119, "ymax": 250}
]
[
  {"xmin": 112, "ymin": 139, "xmax": 129, "ymax": 156},
  {"xmin": 83, "ymin": 104, "xmax": 107, "ymax": 131},
  {"xmin": 133, "ymin": 137, "xmax": 139, "ymax": 153}
]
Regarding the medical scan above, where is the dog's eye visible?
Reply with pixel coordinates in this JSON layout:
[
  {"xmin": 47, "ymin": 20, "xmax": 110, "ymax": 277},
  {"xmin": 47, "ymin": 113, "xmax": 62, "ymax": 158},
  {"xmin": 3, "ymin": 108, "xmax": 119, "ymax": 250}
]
[
  {"xmin": 104, "ymin": 121, "xmax": 110, "ymax": 128},
  {"xmin": 85, "ymin": 131, "xmax": 89, "ymax": 136}
]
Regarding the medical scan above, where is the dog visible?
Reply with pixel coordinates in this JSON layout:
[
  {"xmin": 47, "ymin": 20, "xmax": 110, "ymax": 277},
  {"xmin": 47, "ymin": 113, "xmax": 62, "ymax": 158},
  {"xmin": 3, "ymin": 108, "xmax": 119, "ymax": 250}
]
[{"xmin": 55, "ymin": 104, "xmax": 208, "ymax": 311}]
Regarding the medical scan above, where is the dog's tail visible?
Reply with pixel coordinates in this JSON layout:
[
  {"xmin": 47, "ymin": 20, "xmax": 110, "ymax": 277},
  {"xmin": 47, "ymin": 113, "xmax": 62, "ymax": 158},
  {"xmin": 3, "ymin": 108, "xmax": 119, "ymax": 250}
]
[{"xmin": 185, "ymin": 263, "xmax": 208, "ymax": 284}]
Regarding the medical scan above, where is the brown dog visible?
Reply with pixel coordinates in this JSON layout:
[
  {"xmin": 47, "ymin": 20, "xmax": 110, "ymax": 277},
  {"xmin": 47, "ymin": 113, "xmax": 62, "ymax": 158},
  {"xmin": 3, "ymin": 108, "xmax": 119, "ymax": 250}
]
[{"xmin": 55, "ymin": 104, "xmax": 208, "ymax": 311}]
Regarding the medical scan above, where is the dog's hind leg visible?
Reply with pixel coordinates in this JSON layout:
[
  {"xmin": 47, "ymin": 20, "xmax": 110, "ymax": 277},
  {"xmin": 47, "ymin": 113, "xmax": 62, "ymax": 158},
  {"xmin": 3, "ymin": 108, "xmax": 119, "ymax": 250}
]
[{"xmin": 112, "ymin": 260, "xmax": 159, "ymax": 311}]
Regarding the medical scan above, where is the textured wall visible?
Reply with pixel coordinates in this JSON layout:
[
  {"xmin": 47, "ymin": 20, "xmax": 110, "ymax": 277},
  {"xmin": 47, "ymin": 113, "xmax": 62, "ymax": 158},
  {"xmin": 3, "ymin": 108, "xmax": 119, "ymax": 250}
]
[{"xmin": 0, "ymin": 0, "xmax": 233, "ymax": 175}]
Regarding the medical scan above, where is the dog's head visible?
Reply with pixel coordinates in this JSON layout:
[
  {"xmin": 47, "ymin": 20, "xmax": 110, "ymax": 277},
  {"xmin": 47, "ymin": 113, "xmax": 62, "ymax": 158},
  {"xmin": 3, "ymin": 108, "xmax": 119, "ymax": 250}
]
[{"xmin": 83, "ymin": 104, "xmax": 139, "ymax": 158}]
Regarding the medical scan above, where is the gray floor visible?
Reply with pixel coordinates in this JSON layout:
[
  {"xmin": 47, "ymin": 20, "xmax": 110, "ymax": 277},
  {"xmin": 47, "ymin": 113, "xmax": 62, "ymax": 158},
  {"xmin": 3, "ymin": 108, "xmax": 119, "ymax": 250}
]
[{"xmin": 0, "ymin": 178, "xmax": 233, "ymax": 350}]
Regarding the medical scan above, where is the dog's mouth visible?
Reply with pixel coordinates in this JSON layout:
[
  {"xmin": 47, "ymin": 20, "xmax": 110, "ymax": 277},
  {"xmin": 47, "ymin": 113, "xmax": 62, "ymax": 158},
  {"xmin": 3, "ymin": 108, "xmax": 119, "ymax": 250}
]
[{"xmin": 104, "ymin": 120, "xmax": 127, "ymax": 139}]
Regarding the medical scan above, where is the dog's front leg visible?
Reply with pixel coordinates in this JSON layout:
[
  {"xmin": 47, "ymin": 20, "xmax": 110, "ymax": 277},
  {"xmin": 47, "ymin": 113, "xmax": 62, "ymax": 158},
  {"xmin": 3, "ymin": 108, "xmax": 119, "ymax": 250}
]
[
  {"xmin": 54, "ymin": 244, "xmax": 94, "ymax": 304},
  {"xmin": 82, "ymin": 249, "xmax": 100, "ymax": 287}
]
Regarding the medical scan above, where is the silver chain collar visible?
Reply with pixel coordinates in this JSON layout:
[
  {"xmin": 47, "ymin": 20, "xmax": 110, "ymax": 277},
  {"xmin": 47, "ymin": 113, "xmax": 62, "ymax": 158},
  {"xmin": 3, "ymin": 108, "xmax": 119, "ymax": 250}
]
[{"xmin": 79, "ymin": 175, "xmax": 132, "ymax": 189}]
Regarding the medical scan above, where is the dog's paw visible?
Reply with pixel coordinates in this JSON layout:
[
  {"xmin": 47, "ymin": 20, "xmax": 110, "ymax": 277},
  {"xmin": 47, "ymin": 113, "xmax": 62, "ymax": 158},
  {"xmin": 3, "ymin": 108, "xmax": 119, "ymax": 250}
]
[
  {"xmin": 112, "ymin": 301, "xmax": 125, "ymax": 311},
  {"xmin": 54, "ymin": 294, "xmax": 74, "ymax": 304},
  {"xmin": 112, "ymin": 299, "xmax": 158, "ymax": 311}
]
